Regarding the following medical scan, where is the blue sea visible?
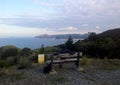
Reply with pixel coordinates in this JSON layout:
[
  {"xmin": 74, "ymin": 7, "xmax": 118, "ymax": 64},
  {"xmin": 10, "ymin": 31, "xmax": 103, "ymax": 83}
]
[{"xmin": 0, "ymin": 38, "xmax": 79, "ymax": 49}]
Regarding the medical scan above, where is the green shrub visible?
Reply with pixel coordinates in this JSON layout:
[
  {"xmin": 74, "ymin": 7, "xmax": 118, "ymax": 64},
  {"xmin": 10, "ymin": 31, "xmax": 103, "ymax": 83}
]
[
  {"xmin": 18, "ymin": 57, "xmax": 32, "ymax": 69},
  {"xmin": 6, "ymin": 56, "xmax": 18, "ymax": 66},
  {"xmin": 0, "ymin": 45, "xmax": 19, "ymax": 59},
  {"xmin": 20, "ymin": 47, "xmax": 32, "ymax": 56},
  {"xmin": 0, "ymin": 56, "xmax": 19, "ymax": 68},
  {"xmin": 30, "ymin": 55, "xmax": 38, "ymax": 63},
  {"xmin": 0, "ymin": 60, "xmax": 9, "ymax": 68}
]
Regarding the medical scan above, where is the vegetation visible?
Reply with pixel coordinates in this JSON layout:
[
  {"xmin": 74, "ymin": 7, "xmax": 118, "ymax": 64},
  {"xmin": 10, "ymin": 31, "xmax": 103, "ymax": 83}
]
[
  {"xmin": 39, "ymin": 44, "xmax": 45, "ymax": 54},
  {"xmin": 18, "ymin": 56, "xmax": 32, "ymax": 69},
  {"xmin": 65, "ymin": 36, "xmax": 74, "ymax": 51},
  {"xmin": 34, "ymin": 46, "xmax": 60, "ymax": 54},
  {"xmin": 0, "ymin": 28, "xmax": 119, "ymax": 85},
  {"xmin": 0, "ymin": 45, "xmax": 19, "ymax": 59},
  {"xmin": 93, "ymin": 58, "xmax": 120, "ymax": 70},
  {"xmin": 20, "ymin": 47, "xmax": 32, "ymax": 56},
  {"xmin": 97, "ymin": 28, "xmax": 120, "ymax": 39},
  {"xmin": 74, "ymin": 28, "xmax": 120, "ymax": 59},
  {"xmin": 80, "ymin": 56, "xmax": 93, "ymax": 66},
  {"xmin": 0, "ymin": 28, "xmax": 119, "ymax": 71},
  {"xmin": 0, "ymin": 46, "xmax": 32, "ymax": 69}
]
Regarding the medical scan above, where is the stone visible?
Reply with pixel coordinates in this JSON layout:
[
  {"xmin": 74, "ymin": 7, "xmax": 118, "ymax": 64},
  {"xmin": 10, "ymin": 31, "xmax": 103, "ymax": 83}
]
[
  {"xmin": 49, "ymin": 69, "xmax": 57, "ymax": 75},
  {"xmin": 77, "ymin": 67, "xmax": 84, "ymax": 72}
]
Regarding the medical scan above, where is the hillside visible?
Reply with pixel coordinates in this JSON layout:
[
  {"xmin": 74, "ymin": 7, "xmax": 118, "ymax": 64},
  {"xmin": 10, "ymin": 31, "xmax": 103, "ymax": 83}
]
[
  {"xmin": 35, "ymin": 34, "xmax": 89, "ymax": 39},
  {"xmin": 97, "ymin": 28, "xmax": 120, "ymax": 39}
]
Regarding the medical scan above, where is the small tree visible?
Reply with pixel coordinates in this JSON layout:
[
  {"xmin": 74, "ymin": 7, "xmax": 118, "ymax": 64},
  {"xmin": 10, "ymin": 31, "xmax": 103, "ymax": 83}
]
[
  {"xmin": 65, "ymin": 36, "xmax": 73, "ymax": 51},
  {"xmin": 39, "ymin": 44, "xmax": 44, "ymax": 54},
  {"xmin": 20, "ymin": 47, "xmax": 32, "ymax": 56},
  {"xmin": 88, "ymin": 32, "xmax": 97, "ymax": 41}
]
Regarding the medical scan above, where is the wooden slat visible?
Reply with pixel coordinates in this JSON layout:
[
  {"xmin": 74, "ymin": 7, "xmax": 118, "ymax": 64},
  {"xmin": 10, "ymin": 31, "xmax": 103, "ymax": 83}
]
[
  {"xmin": 60, "ymin": 56, "xmax": 77, "ymax": 59},
  {"xmin": 61, "ymin": 58, "xmax": 77, "ymax": 62},
  {"xmin": 46, "ymin": 60, "xmax": 61, "ymax": 64},
  {"xmin": 59, "ymin": 53, "xmax": 77, "ymax": 57},
  {"xmin": 46, "ymin": 58, "xmax": 79, "ymax": 64}
]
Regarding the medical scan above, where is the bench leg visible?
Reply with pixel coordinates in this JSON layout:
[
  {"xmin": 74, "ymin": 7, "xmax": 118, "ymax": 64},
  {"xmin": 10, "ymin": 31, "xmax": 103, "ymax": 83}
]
[
  {"xmin": 43, "ymin": 63, "xmax": 52, "ymax": 73},
  {"xmin": 76, "ymin": 52, "xmax": 80, "ymax": 68},
  {"xmin": 75, "ymin": 61, "xmax": 79, "ymax": 68}
]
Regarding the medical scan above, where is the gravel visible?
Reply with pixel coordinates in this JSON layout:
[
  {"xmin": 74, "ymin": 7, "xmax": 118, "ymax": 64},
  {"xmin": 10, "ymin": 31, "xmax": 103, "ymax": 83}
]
[{"xmin": 0, "ymin": 63, "xmax": 120, "ymax": 85}]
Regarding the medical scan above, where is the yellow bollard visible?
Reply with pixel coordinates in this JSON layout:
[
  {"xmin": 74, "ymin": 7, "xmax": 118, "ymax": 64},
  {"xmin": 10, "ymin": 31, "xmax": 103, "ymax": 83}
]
[{"xmin": 38, "ymin": 54, "xmax": 45, "ymax": 64}]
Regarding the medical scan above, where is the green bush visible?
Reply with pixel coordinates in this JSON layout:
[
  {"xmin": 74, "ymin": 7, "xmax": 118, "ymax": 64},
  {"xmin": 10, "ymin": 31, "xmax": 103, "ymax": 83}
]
[
  {"xmin": 6, "ymin": 56, "xmax": 18, "ymax": 66},
  {"xmin": 0, "ymin": 45, "xmax": 19, "ymax": 59},
  {"xmin": 0, "ymin": 56, "xmax": 19, "ymax": 68},
  {"xmin": 20, "ymin": 47, "xmax": 32, "ymax": 56},
  {"xmin": 18, "ymin": 57, "xmax": 32, "ymax": 69},
  {"xmin": 30, "ymin": 55, "xmax": 38, "ymax": 63},
  {"xmin": 0, "ymin": 60, "xmax": 9, "ymax": 68}
]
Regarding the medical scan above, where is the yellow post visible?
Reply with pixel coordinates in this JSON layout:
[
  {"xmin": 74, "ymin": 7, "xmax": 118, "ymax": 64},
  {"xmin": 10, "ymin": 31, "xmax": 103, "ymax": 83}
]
[{"xmin": 38, "ymin": 54, "xmax": 45, "ymax": 64}]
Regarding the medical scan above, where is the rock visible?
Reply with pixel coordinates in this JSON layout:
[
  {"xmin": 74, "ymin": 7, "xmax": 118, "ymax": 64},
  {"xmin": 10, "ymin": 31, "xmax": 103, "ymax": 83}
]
[
  {"xmin": 50, "ymin": 69, "xmax": 57, "ymax": 75},
  {"xmin": 77, "ymin": 67, "xmax": 84, "ymax": 72}
]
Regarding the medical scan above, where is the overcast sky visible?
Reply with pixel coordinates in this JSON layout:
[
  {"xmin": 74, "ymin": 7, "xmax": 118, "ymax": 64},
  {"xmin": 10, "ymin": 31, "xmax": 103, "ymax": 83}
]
[{"xmin": 0, "ymin": 0, "xmax": 120, "ymax": 37}]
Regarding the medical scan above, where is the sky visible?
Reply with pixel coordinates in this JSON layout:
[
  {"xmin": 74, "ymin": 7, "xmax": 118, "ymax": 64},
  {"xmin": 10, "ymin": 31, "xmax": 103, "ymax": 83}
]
[{"xmin": 0, "ymin": 0, "xmax": 120, "ymax": 37}]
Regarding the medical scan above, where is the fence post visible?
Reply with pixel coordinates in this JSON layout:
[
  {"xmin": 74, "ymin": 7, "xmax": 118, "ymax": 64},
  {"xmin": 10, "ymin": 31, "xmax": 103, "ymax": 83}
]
[
  {"xmin": 76, "ymin": 52, "xmax": 80, "ymax": 67},
  {"xmin": 76, "ymin": 52, "xmax": 82, "ymax": 68},
  {"xmin": 50, "ymin": 54, "xmax": 53, "ymax": 71}
]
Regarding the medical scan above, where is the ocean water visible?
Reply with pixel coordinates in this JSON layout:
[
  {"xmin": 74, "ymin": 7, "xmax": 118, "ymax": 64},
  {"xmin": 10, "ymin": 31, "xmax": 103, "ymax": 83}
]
[{"xmin": 0, "ymin": 38, "xmax": 79, "ymax": 49}]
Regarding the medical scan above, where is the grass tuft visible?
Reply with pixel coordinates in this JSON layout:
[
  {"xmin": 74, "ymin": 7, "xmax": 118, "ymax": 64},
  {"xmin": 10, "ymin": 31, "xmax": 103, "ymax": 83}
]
[{"xmin": 80, "ymin": 56, "xmax": 93, "ymax": 66}]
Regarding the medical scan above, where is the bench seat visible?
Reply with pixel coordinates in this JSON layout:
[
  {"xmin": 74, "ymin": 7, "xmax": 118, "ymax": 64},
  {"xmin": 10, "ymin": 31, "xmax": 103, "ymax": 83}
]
[{"xmin": 46, "ymin": 58, "xmax": 79, "ymax": 64}]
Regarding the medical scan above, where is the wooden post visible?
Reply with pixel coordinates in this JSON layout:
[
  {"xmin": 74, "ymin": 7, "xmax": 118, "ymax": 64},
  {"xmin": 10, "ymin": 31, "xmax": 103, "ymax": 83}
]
[
  {"xmin": 76, "ymin": 52, "xmax": 82, "ymax": 68},
  {"xmin": 76, "ymin": 52, "xmax": 80, "ymax": 67},
  {"xmin": 50, "ymin": 54, "xmax": 53, "ymax": 71},
  {"xmin": 80, "ymin": 52, "xmax": 82, "ymax": 57}
]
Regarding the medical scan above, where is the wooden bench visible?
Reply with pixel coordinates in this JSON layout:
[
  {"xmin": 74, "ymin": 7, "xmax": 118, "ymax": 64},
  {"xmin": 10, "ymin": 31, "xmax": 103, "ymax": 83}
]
[{"xmin": 43, "ymin": 52, "xmax": 82, "ymax": 73}]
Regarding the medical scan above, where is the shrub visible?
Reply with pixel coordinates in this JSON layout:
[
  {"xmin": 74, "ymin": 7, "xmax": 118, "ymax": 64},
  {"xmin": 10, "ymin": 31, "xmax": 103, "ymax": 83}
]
[
  {"xmin": 18, "ymin": 57, "xmax": 32, "ymax": 69},
  {"xmin": 20, "ymin": 47, "xmax": 32, "ymax": 56},
  {"xmin": 30, "ymin": 55, "xmax": 38, "ymax": 63},
  {"xmin": 0, "ymin": 46, "xmax": 19, "ymax": 59},
  {"xmin": 0, "ymin": 56, "xmax": 19, "ymax": 68},
  {"xmin": 0, "ymin": 60, "xmax": 9, "ymax": 68},
  {"xmin": 6, "ymin": 56, "xmax": 18, "ymax": 66},
  {"xmin": 65, "ymin": 36, "xmax": 74, "ymax": 51}
]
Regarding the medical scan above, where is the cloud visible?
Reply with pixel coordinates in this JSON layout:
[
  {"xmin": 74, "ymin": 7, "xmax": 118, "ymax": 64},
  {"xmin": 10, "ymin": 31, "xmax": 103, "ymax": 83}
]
[
  {"xmin": 96, "ymin": 25, "xmax": 100, "ymax": 29},
  {"xmin": 0, "ymin": 24, "xmax": 48, "ymax": 37},
  {"xmin": 0, "ymin": 0, "xmax": 120, "ymax": 36},
  {"xmin": 62, "ymin": 0, "xmax": 120, "ymax": 17},
  {"xmin": 34, "ymin": 0, "xmax": 62, "ymax": 8},
  {"xmin": 51, "ymin": 26, "xmax": 102, "ymax": 34},
  {"xmin": 53, "ymin": 26, "xmax": 85, "ymax": 34},
  {"xmin": 58, "ymin": 26, "xmax": 78, "ymax": 32},
  {"xmin": 82, "ymin": 24, "xmax": 88, "ymax": 27}
]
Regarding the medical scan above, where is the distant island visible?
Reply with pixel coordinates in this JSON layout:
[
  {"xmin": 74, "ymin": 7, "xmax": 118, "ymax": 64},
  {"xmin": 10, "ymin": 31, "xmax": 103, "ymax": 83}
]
[{"xmin": 35, "ymin": 34, "xmax": 89, "ymax": 39}]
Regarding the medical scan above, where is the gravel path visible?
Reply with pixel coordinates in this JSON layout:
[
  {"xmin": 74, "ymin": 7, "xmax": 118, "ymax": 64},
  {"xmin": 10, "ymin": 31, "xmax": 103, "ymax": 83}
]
[{"xmin": 0, "ymin": 63, "xmax": 120, "ymax": 85}]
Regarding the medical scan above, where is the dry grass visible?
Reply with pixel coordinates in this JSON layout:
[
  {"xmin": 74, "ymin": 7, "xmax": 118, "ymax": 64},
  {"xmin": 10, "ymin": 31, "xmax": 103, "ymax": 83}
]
[
  {"xmin": 93, "ymin": 58, "xmax": 120, "ymax": 70},
  {"xmin": 80, "ymin": 56, "xmax": 93, "ymax": 66}
]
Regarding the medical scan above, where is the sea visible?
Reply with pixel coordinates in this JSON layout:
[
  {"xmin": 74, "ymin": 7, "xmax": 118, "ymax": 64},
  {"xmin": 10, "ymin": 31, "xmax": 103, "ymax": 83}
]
[{"xmin": 0, "ymin": 38, "xmax": 80, "ymax": 49}]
